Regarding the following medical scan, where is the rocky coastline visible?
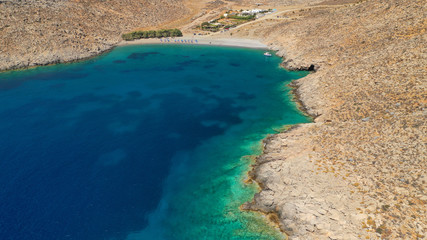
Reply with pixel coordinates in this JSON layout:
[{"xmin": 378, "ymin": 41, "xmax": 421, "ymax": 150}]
[
  {"xmin": 229, "ymin": 0, "xmax": 426, "ymax": 239},
  {"xmin": 0, "ymin": 0, "xmax": 188, "ymax": 72},
  {"xmin": 1, "ymin": 0, "xmax": 425, "ymax": 239},
  {"xmin": 0, "ymin": 45, "xmax": 116, "ymax": 73}
]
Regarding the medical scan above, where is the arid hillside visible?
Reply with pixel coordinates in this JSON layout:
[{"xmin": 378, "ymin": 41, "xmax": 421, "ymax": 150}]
[
  {"xmin": 0, "ymin": 0, "xmax": 188, "ymax": 71},
  {"xmin": 223, "ymin": 0, "xmax": 426, "ymax": 239},
  {"xmin": 0, "ymin": 0, "xmax": 327, "ymax": 72}
]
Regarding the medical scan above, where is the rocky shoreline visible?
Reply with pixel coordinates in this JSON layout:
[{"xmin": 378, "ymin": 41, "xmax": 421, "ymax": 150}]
[
  {"xmin": 0, "ymin": 45, "xmax": 116, "ymax": 73},
  {"xmin": 228, "ymin": 0, "xmax": 426, "ymax": 239},
  {"xmin": 242, "ymin": 67, "xmax": 372, "ymax": 239},
  {"xmin": 244, "ymin": 125, "xmax": 371, "ymax": 239}
]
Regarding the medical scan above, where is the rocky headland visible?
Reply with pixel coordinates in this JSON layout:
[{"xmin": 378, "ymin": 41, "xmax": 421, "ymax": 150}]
[{"xmin": 1, "ymin": 0, "xmax": 425, "ymax": 239}]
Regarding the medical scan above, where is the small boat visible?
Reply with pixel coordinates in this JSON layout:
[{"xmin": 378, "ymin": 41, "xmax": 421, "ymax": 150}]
[{"xmin": 264, "ymin": 52, "xmax": 272, "ymax": 57}]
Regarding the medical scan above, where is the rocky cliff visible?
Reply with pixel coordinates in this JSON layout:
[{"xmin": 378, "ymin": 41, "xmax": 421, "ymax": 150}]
[{"xmin": 0, "ymin": 0, "xmax": 188, "ymax": 71}]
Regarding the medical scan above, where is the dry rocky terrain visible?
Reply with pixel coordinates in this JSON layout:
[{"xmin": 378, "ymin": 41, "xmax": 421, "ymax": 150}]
[
  {"xmin": 223, "ymin": 0, "xmax": 426, "ymax": 239},
  {"xmin": 0, "ymin": 0, "xmax": 188, "ymax": 71},
  {"xmin": 1, "ymin": 0, "xmax": 426, "ymax": 239}
]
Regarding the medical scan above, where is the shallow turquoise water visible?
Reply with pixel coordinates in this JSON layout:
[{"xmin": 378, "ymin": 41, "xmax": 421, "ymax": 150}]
[{"xmin": 0, "ymin": 45, "xmax": 308, "ymax": 240}]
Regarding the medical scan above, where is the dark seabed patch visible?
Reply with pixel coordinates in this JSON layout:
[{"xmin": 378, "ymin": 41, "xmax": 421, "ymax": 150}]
[
  {"xmin": 127, "ymin": 51, "xmax": 161, "ymax": 60},
  {"xmin": 127, "ymin": 91, "xmax": 142, "ymax": 98},
  {"xmin": 49, "ymin": 83, "xmax": 67, "ymax": 89},
  {"xmin": 0, "ymin": 79, "xmax": 24, "ymax": 90},
  {"xmin": 191, "ymin": 87, "xmax": 211, "ymax": 95},
  {"xmin": 238, "ymin": 92, "xmax": 256, "ymax": 100},
  {"xmin": 153, "ymin": 66, "xmax": 185, "ymax": 72},
  {"xmin": 177, "ymin": 60, "xmax": 200, "ymax": 67},
  {"xmin": 173, "ymin": 54, "xmax": 190, "ymax": 58},
  {"xmin": 113, "ymin": 60, "xmax": 126, "ymax": 64},
  {"xmin": 203, "ymin": 63, "xmax": 217, "ymax": 69}
]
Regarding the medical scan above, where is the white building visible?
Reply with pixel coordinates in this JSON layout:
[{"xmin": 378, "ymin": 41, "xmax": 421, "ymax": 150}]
[{"xmin": 241, "ymin": 9, "xmax": 264, "ymax": 15}]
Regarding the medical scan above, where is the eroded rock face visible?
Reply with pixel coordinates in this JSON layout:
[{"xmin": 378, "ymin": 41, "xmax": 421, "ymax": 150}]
[{"xmin": 0, "ymin": 0, "xmax": 188, "ymax": 71}]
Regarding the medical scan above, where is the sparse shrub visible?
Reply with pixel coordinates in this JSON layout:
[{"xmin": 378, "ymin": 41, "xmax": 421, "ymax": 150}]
[
  {"xmin": 381, "ymin": 204, "xmax": 390, "ymax": 211},
  {"xmin": 121, "ymin": 29, "xmax": 183, "ymax": 41}
]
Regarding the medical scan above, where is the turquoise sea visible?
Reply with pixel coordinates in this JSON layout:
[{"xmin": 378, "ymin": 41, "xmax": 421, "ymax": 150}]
[{"xmin": 0, "ymin": 45, "xmax": 308, "ymax": 240}]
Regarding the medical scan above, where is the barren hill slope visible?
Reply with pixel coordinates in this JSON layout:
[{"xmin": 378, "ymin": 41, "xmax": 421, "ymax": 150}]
[
  {"xmin": 0, "ymin": 0, "xmax": 188, "ymax": 71},
  {"xmin": 223, "ymin": 0, "xmax": 426, "ymax": 238}
]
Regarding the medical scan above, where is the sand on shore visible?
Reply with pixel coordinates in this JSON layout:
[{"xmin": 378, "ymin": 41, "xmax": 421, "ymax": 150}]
[{"xmin": 118, "ymin": 36, "xmax": 268, "ymax": 49}]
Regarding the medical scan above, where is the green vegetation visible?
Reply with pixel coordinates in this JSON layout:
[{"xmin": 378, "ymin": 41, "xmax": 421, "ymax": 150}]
[
  {"xmin": 228, "ymin": 14, "xmax": 256, "ymax": 20},
  {"xmin": 199, "ymin": 13, "xmax": 258, "ymax": 32},
  {"xmin": 121, "ymin": 29, "xmax": 183, "ymax": 41},
  {"xmin": 223, "ymin": 24, "xmax": 238, "ymax": 29},
  {"xmin": 200, "ymin": 22, "xmax": 221, "ymax": 32}
]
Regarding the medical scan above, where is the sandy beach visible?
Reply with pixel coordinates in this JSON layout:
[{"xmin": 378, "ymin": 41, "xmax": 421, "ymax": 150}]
[{"xmin": 118, "ymin": 36, "xmax": 268, "ymax": 49}]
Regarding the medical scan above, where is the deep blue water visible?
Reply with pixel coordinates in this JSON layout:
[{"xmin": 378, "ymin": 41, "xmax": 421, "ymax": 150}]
[{"xmin": 0, "ymin": 45, "xmax": 308, "ymax": 240}]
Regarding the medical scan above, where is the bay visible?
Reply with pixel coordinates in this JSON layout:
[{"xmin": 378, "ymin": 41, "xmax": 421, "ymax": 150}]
[{"xmin": 0, "ymin": 45, "xmax": 308, "ymax": 240}]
